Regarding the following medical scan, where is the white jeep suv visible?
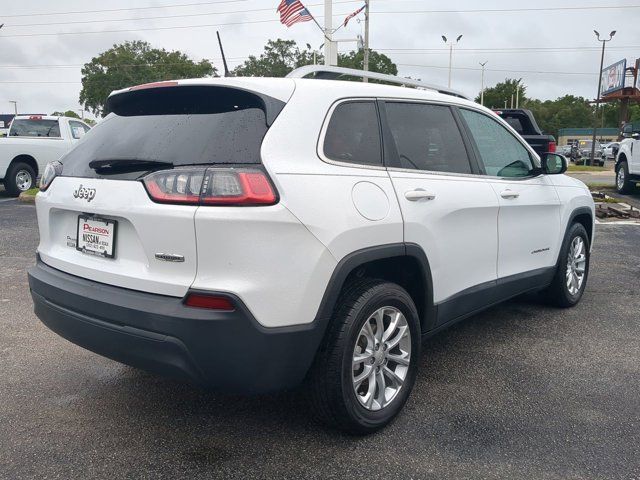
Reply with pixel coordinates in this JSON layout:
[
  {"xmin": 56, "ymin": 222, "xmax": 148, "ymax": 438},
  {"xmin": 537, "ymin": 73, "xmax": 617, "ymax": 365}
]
[{"xmin": 28, "ymin": 67, "xmax": 594, "ymax": 434}]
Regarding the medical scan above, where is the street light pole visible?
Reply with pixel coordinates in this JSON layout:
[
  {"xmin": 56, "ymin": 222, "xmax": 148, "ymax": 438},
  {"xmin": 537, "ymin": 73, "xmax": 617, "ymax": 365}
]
[
  {"xmin": 442, "ymin": 34, "xmax": 463, "ymax": 88},
  {"xmin": 9, "ymin": 101, "xmax": 17, "ymax": 115},
  {"xmin": 590, "ymin": 30, "xmax": 616, "ymax": 166},
  {"xmin": 479, "ymin": 61, "xmax": 488, "ymax": 106},
  {"xmin": 362, "ymin": 0, "xmax": 370, "ymax": 81}
]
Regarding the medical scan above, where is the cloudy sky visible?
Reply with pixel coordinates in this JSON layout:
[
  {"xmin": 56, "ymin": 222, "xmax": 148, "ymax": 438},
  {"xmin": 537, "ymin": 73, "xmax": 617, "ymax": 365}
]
[{"xmin": 1, "ymin": 0, "xmax": 638, "ymax": 119}]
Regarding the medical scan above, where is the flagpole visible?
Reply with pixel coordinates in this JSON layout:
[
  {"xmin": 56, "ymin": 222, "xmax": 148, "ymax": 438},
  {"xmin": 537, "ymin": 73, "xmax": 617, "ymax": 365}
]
[{"xmin": 362, "ymin": 0, "xmax": 370, "ymax": 81}]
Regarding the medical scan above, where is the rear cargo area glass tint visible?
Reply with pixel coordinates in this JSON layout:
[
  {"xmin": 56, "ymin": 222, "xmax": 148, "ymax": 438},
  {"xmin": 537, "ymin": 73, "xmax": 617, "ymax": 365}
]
[{"xmin": 60, "ymin": 86, "xmax": 283, "ymax": 179}]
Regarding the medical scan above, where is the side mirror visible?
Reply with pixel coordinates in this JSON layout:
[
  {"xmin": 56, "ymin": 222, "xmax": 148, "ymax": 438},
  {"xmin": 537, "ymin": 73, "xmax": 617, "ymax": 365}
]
[{"xmin": 542, "ymin": 153, "xmax": 567, "ymax": 175}]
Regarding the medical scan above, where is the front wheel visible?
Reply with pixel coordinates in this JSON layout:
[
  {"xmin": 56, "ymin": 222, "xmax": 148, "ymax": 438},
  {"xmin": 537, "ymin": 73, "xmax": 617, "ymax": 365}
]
[
  {"xmin": 4, "ymin": 161, "xmax": 36, "ymax": 197},
  {"xmin": 616, "ymin": 161, "xmax": 633, "ymax": 194},
  {"xmin": 308, "ymin": 278, "xmax": 421, "ymax": 434},
  {"xmin": 544, "ymin": 223, "xmax": 590, "ymax": 308}
]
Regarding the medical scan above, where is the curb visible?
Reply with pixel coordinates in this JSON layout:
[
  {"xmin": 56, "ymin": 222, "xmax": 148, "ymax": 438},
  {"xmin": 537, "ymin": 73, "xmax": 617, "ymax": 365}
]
[{"xmin": 18, "ymin": 192, "xmax": 36, "ymax": 204}]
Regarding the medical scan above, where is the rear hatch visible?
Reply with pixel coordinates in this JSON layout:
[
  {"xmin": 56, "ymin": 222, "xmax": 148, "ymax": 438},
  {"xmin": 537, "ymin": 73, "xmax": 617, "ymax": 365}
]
[{"xmin": 36, "ymin": 82, "xmax": 291, "ymax": 297}]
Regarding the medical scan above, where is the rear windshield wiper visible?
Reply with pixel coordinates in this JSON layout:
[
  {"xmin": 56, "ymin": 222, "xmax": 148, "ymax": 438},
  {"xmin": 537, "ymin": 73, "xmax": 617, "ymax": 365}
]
[{"xmin": 88, "ymin": 159, "xmax": 173, "ymax": 175}]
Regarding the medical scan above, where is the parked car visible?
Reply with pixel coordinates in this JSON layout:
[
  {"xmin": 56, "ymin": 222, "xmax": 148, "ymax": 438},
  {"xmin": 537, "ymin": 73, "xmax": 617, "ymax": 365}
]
[
  {"xmin": 0, "ymin": 115, "xmax": 91, "ymax": 196},
  {"xmin": 559, "ymin": 145, "xmax": 572, "ymax": 156},
  {"xmin": 493, "ymin": 109, "xmax": 556, "ymax": 158},
  {"xmin": 602, "ymin": 142, "xmax": 620, "ymax": 160},
  {"xmin": 28, "ymin": 67, "xmax": 595, "ymax": 434},
  {"xmin": 616, "ymin": 124, "xmax": 640, "ymax": 193},
  {"xmin": 573, "ymin": 140, "xmax": 604, "ymax": 166}
]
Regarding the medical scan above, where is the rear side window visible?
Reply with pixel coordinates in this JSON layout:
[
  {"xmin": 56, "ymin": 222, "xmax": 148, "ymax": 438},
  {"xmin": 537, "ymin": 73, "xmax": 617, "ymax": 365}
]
[
  {"xmin": 60, "ymin": 86, "xmax": 284, "ymax": 179},
  {"xmin": 385, "ymin": 103, "xmax": 472, "ymax": 174},
  {"xmin": 323, "ymin": 101, "xmax": 382, "ymax": 167},
  {"xmin": 10, "ymin": 119, "xmax": 60, "ymax": 138}
]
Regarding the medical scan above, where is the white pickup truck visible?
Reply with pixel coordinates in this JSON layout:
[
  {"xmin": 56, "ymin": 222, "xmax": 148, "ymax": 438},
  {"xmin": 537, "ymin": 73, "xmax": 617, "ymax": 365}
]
[
  {"xmin": 0, "ymin": 115, "xmax": 91, "ymax": 196},
  {"xmin": 616, "ymin": 122, "xmax": 640, "ymax": 194}
]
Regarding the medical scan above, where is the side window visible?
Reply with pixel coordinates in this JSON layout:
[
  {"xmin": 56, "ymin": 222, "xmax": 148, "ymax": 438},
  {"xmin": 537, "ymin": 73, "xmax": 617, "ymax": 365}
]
[
  {"xmin": 384, "ymin": 102, "xmax": 472, "ymax": 174},
  {"xmin": 69, "ymin": 121, "xmax": 89, "ymax": 139},
  {"xmin": 323, "ymin": 101, "xmax": 382, "ymax": 167},
  {"xmin": 460, "ymin": 109, "xmax": 534, "ymax": 177}
]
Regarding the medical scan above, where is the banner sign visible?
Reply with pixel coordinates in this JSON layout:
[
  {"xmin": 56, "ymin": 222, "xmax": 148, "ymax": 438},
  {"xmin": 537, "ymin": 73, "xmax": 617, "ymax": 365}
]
[{"xmin": 600, "ymin": 59, "xmax": 626, "ymax": 96}]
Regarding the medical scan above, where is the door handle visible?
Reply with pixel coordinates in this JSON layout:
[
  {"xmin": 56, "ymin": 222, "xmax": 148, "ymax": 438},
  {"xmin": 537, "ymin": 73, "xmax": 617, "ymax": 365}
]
[
  {"xmin": 405, "ymin": 189, "xmax": 436, "ymax": 201},
  {"xmin": 500, "ymin": 189, "xmax": 520, "ymax": 199}
]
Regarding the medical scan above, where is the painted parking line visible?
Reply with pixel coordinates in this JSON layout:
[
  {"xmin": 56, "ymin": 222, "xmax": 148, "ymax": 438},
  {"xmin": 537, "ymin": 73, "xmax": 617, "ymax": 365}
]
[{"xmin": 0, "ymin": 198, "xmax": 17, "ymax": 203}]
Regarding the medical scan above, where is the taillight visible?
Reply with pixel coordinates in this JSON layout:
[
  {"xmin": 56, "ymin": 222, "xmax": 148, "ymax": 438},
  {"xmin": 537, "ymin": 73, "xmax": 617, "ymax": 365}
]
[
  {"xmin": 184, "ymin": 292, "xmax": 235, "ymax": 311},
  {"xmin": 548, "ymin": 141, "xmax": 557, "ymax": 153},
  {"xmin": 142, "ymin": 166, "xmax": 278, "ymax": 206},
  {"xmin": 40, "ymin": 160, "xmax": 63, "ymax": 191}
]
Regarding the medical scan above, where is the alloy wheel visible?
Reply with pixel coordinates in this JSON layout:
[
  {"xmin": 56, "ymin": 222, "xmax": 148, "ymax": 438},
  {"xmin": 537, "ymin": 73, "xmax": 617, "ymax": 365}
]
[
  {"xmin": 351, "ymin": 306, "xmax": 411, "ymax": 411},
  {"xmin": 565, "ymin": 236, "xmax": 586, "ymax": 296},
  {"xmin": 617, "ymin": 168, "xmax": 625, "ymax": 191}
]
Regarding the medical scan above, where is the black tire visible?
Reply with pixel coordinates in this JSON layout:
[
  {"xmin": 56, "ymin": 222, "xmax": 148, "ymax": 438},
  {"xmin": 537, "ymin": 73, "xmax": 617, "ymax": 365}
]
[
  {"xmin": 544, "ymin": 223, "xmax": 590, "ymax": 308},
  {"xmin": 616, "ymin": 161, "xmax": 633, "ymax": 194},
  {"xmin": 4, "ymin": 161, "xmax": 36, "ymax": 197},
  {"xmin": 308, "ymin": 278, "xmax": 421, "ymax": 435}
]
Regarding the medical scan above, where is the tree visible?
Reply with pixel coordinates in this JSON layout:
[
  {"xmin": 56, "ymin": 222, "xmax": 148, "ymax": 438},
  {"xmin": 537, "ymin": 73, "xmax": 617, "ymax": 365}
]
[
  {"xmin": 526, "ymin": 95, "xmax": 594, "ymax": 136},
  {"xmin": 80, "ymin": 40, "xmax": 216, "ymax": 116},
  {"xmin": 338, "ymin": 50, "xmax": 397, "ymax": 76},
  {"xmin": 476, "ymin": 78, "xmax": 526, "ymax": 109},
  {"xmin": 51, "ymin": 110, "xmax": 80, "ymax": 118},
  {"xmin": 232, "ymin": 38, "xmax": 397, "ymax": 78},
  {"xmin": 233, "ymin": 39, "xmax": 319, "ymax": 77}
]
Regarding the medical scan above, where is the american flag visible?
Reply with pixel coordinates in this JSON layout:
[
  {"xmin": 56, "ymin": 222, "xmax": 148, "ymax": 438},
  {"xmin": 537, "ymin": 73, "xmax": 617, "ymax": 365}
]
[
  {"xmin": 343, "ymin": 4, "xmax": 365, "ymax": 27},
  {"xmin": 277, "ymin": 0, "xmax": 313, "ymax": 27}
]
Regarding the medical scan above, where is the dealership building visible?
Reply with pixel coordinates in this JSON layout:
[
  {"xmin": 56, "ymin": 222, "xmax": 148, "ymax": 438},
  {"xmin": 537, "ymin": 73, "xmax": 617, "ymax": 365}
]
[{"xmin": 557, "ymin": 128, "xmax": 619, "ymax": 146}]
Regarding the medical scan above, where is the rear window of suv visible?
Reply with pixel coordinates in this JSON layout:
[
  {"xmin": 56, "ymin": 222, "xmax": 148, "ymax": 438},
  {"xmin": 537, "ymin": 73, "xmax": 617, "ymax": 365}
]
[
  {"xmin": 60, "ymin": 86, "xmax": 284, "ymax": 179},
  {"xmin": 10, "ymin": 119, "xmax": 60, "ymax": 138}
]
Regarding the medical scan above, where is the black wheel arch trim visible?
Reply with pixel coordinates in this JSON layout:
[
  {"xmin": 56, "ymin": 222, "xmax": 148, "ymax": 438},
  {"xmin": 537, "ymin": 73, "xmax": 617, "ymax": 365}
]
[
  {"xmin": 313, "ymin": 243, "xmax": 436, "ymax": 334},
  {"xmin": 561, "ymin": 207, "xmax": 593, "ymax": 261}
]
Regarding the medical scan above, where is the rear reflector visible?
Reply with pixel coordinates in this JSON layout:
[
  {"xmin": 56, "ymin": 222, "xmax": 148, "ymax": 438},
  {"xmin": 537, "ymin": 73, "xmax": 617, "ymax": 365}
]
[
  {"xmin": 184, "ymin": 293, "xmax": 235, "ymax": 311},
  {"xmin": 548, "ymin": 141, "xmax": 557, "ymax": 153},
  {"xmin": 143, "ymin": 166, "xmax": 277, "ymax": 206}
]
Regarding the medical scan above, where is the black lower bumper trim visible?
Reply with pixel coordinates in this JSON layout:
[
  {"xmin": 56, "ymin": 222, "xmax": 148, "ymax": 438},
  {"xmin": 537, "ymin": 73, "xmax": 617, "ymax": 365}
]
[{"xmin": 28, "ymin": 259, "xmax": 325, "ymax": 394}]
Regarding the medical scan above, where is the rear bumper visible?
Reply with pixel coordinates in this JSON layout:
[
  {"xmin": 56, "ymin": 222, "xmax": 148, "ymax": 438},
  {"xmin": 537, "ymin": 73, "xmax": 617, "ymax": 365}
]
[{"xmin": 28, "ymin": 258, "xmax": 325, "ymax": 393}]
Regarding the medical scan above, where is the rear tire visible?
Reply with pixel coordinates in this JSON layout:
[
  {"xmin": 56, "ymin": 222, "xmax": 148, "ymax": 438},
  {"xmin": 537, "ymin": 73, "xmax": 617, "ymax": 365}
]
[
  {"xmin": 616, "ymin": 161, "xmax": 633, "ymax": 194},
  {"xmin": 544, "ymin": 223, "xmax": 590, "ymax": 308},
  {"xmin": 308, "ymin": 278, "xmax": 421, "ymax": 435},
  {"xmin": 5, "ymin": 161, "xmax": 36, "ymax": 197}
]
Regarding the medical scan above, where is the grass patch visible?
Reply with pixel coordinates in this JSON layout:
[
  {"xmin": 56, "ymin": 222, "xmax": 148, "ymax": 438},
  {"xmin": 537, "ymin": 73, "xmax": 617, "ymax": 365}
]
[
  {"xmin": 567, "ymin": 165, "xmax": 609, "ymax": 172},
  {"xmin": 22, "ymin": 188, "xmax": 39, "ymax": 196},
  {"xmin": 586, "ymin": 183, "xmax": 614, "ymax": 191}
]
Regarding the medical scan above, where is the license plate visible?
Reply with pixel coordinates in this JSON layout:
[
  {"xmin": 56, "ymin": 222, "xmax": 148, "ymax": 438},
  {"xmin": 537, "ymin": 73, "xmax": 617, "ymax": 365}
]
[{"xmin": 76, "ymin": 215, "xmax": 117, "ymax": 258}]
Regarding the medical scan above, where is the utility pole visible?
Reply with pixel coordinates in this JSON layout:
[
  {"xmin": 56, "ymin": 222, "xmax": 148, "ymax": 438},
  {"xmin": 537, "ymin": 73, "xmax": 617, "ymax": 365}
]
[
  {"xmin": 324, "ymin": 0, "xmax": 337, "ymax": 66},
  {"xmin": 442, "ymin": 34, "xmax": 463, "ymax": 88},
  {"xmin": 479, "ymin": 61, "xmax": 488, "ymax": 106},
  {"xmin": 9, "ymin": 101, "xmax": 17, "ymax": 115},
  {"xmin": 589, "ymin": 30, "xmax": 616, "ymax": 166},
  {"xmin": 362, "ymin": 0, "xmax": 370, "ymax": 82},
  {"xmin": 515, "ymin": 83, "xmax": 520, "ymax": 108}
]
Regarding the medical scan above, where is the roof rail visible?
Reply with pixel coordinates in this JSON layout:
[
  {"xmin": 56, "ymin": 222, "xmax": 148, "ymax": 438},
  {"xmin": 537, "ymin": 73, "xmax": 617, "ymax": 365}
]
[{"xmin": 286, "ymin": 65, "xmax": 469, "ymax": 100}]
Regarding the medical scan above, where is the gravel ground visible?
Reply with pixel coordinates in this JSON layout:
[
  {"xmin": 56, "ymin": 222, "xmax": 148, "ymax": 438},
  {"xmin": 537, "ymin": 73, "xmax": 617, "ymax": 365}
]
[{"xmin": 0, "ymin": 199, "xmax": 639, "ymax": 480}]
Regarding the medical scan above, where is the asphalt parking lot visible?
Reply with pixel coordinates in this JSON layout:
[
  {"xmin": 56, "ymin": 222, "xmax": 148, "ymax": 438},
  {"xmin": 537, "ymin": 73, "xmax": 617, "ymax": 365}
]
[{"xmin": 1, "ymin": 198, "xmax": 639, "ymax": 480}]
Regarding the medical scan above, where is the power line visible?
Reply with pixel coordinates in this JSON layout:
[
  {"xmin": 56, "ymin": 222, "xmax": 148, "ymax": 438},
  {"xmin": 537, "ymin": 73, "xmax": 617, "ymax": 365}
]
[
  {"xmin": 1, "ymin": 4, "xmax": 637, "ymax": 33},
  {"xmin": 371, "ymin": 5, "xmax": 640, "ymax": 14},
  {"xmin": 0, "ymin": 0, "xmax": 360, "ymax": 20},
  {"xmin": 0, "ymin": 18, "xmax": 279, "ymax": 37},
  {"xmin": 7, "ymin": 4, "xmax": 639, "ymax": 28},
  {"xmin": 398, "ymin": 63, "xmax": 598, "ymax": 76}
]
